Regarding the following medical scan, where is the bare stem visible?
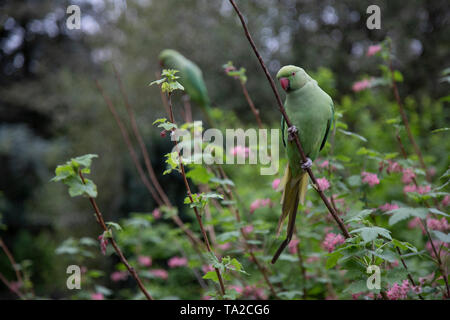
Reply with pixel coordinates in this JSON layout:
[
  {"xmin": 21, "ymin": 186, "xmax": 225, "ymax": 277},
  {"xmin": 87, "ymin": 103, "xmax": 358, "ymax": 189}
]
[
  {"xmin": 228, "ymin": 0, "xmax": 350, "ymax": 239},
  {"xmin": 0, "ymin": 238, "xmax": 23, "ymax": 286}
]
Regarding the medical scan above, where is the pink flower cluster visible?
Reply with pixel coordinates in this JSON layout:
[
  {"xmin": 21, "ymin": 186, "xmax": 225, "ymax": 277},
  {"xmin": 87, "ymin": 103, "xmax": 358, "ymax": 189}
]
[
  {"xmin": 230, "ymin": 146, "xmax": 250, "ymax": 158},
  {"xmin": 138, "ymin": 255, "xmax": 152, "ymax": 267},
  {"xmin": 386, "ymin": 280, "xmax": 420, "ymax": 300},
  {"xmin": 250, "ymin": 198, "xmax": 272, "ymax": 214},
  {"xmin": 152, "ymin": 208, "xmax": 162, "ymax": 219},
  {"xmin": 272, "ymin": 178, "xmax": 281, "ymax": 190},
  {"xmin": 426, "ymin": 218, "xmax": 449, "ymax": 232},
  {"xmin": 111, "ymin": 271, "xmax": 128, "ymax": 282},
  {"xmin": 242, "ymin": 225, "xmax": 254, "ymax": 234},
  {"xmin": 352, "ymin": 79, "xmax": 372, "ymax": 92},
  {"xmin": 229, "ymin": 285, "xmax": 267, "ymax": 300},
  {"xmin": 378, "ymin": 203, "xmax": 399, "ymax": 212},
  {"xmin": 150, "ymin": 269, "xmax": 168, "ymax": 280},
  {"xmin": 288, "ymin": 239, "xmax": 300, "ymax": 254},
  {"xmin": 322, "ymin": 233, "xmax": 345, "ymax": 253},
  {"xmin": 168, "ymin": 256, "xmax": 188, "ymax": 268},
  {"xmin": 361, "ymin": 171, "xmax": 380, "ymax": 187},
  {"xmin": 316, "ymin": 177, "xmax": 330, "ymax": 191},
  {"xmin": 402, "ymin": 168, "xmax": 416, "ymax": 184},
  {"xmin": 91, "ymin": 292, "xmax": 104, "ymax": 300},
  {"xmin": 426, "ymin": 240, "xmax": 449, "ymax": 259},
  {"xmin": 403, "ymin": 184, "xmax": 430, "ymax": 194},
  {"xmin": 98, "ymin": 234, "xmax": 108, "ymax": 255},
  {"xmin": 367, "ymin": 44, "xmax": 382, "ymax": 57}
]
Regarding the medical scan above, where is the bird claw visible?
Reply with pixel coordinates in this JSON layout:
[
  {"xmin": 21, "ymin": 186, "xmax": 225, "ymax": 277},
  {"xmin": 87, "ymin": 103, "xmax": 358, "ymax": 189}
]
[
  {"xmin": 301, "ymin": 157, "xmax": 312, "ymax": 170},
  {"xmin": 287, "ymin": 126, "xmax": 298, "ymax": 141}
]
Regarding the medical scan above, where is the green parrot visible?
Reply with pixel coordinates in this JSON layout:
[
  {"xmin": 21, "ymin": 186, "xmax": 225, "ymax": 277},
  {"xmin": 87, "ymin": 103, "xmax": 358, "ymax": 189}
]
[
  {"xmin": 158, "ymin": 49, "xmax": 213, "ymax": 125},
  {"xmin": 272, "ymin": 65, "xmax": 334, "ymax": 264}
]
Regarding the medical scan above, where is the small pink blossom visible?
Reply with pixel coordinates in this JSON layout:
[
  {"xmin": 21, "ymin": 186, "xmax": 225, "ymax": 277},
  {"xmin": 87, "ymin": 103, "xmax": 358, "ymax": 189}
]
[
  {"xmin": 110, "ymin": 271, "xmax": 128, "ymax": 282},
  {"xmin": 242, "ymin": 225, "xmax": 254, "ymax": 234},
  {"xmin": 218, "ymin": 242, "xmax": 231, "ymax": 251},
  {"xmin": 386, "ymin": 280, "xmax": 410, "ymax": 300},
  {"xmin": 202, "ymin": 264, "xmax": 214, "ymax": 274},
  {"xmin": 168, "ymin": 256, "xmax": 188, "ymax": 268},
  {"xmin": 138, "ymin": 256, "xmax": 152, "ymax": 267},
  {"xmin": 316, "ymin": 177, "xmax": 330, "ymax": 191},
  {"xmin": 242, "ymin": 285, "xmax": 267, "ymax": 300},
  {"xmin": 91, "ymin": 292, "xmax": 104, "ymax": 300},
  {"xmin": 320, "ymin": 160, "xmax": 329, "ymax": 168},
  {"xmin": 427, "ymin": 218, "xmax": 449, "ymax": 232},
  {"xmin": 98, "ymin": 234, "xmax": 108, "ymax": 255},
  {"xmin": 407, "ymin": 217, "xmax": 425, "ymax": 233},
  {"xmin": 386, "ymin": 160, "xmax": 402, "ymax": 174},
  {"xmin": 379, "ymin": 203, "xmax": 399, "ymax": 212},
  {"xmin": 249, "ymin": 198, "xmax": 272, "ymax": 214},
  {"xmin": 229, "ymin": 285, "xmax": 244, "ymax": 294},
  {"xmin": 272, "ymin": 178, "xmax": 281, "ymax": 190},
  {"xmin": 418, "ymin": 185, "xmax": 431, "ymax": 194},
  {"xmin": 151, "ymin": 269, "xmax": 168, "ymax": 280},
  {"xmin": 404, "ymin": 184, "xmax": 430, "ymax": 195},
  {"xmin": 230, "ymin": 146, "xmax": 250, "ymax": 158},
  {"xmin": 288, "ymin": 239, "xmax": 300, "ymax": 254},
  {"xmin": 322, "ymin": 233, "xmax": 345, "ymax": 253},
  {"xmin": 402, "ymin": 168, "xmax": 416, "ymax": 184},
  {"xmin": 361, "ymin": 171, "xmax": 380, "ymax": 187},
  {"xmin": 352, "ymin": 79, "xmax": 372, "ymax": 92},
  {"xmin": 152, "ymin": 208, "xmax": 162, "ymax": 219},
  {"xmin": 367, "ymin": 44, "xmax": 382, "ymax": 56}
]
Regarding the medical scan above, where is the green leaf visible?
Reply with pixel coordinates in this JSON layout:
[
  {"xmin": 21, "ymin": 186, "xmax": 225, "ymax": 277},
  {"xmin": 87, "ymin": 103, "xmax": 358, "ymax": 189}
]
[
  {"xmin": 431, "ymin": 127, "xmax": 450, "ymax": 134},
  {"xmin": 431, "ymin": 231, "xmax": 450, "ymax": 243},
  {"xmin": 387, "ymin": 207, "xmax": 428, "ymax": 225},
  {"xmin": 350, "ymin": 227, "xmax": 392, "ymax": 243},
  {"xmin": 338, "ymin": 129, "xmax": 367, "ymax": 142},
  {"xmin": 393, "ymin": 70, "xmax": 403, "ymax": 82},
  {"xmin": 202, "ymin": 271, "xmax": 218, "ymax": 283},
  {"xmin": 186, "ymin": 166, "xmax": 213, "ymax": 184},
  {"xmin": 106, "ymin": 222, "xmax": 122, "ymax": 232},
  {"xmin": 428, "ymin": 208, "xmax": 449, "ymax": 217}
]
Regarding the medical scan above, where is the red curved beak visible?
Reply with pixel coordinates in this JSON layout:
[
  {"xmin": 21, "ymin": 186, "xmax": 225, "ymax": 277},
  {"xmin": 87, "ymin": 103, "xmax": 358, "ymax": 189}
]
[{"xmin": 280, "ymin": 77, "xmax": 289, "ymax": 91}]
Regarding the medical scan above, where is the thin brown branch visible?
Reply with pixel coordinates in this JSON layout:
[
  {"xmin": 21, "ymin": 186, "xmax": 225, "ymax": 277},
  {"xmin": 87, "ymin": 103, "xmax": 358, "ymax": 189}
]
[
  {"xmin": 0, "ymin": 272, "xmax": 25, "ymax": 299},
  {"xmin": 240, "ymin": 81, "xmax": 264, "ymax": 129},
  {"xmin": 388, "ymin": 48, "xmax": 430, "ymax": 182},
  {"xmin": 96, "ymin": 80, "xmax": 205, "ymax": 250},
  {"xmin": 95, "ymin": 80, "xmax": 163, "ymax": 205},
  {"xmin": 0, "ymin": 238, "xmax": 23, "ymax": 286},
  {"xmin": 79, "ymin": 172, "xmax": 153, "ymax": 300},
  {"xmin": 112, "ymin": 66, "xmax": 172, "ymax": 207},
  {"xmin": 166, "ymin": 92, "xmax": 226, "ymax": 296},
  {"xmin": 228, "ymin": 0, "xmax": 350, "ymax": 241}
]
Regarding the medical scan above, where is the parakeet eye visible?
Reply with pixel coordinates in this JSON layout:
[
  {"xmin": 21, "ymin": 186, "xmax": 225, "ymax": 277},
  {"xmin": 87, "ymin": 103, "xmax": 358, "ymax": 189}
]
[{"xmin": 292, "ymin": 72, "xmax": 296, "ymax": 76}]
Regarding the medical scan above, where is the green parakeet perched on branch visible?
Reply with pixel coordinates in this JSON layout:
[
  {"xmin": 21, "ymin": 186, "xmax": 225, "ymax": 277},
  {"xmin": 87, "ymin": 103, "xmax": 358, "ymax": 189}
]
[
  {"xmin": 159, "ymin": 49, "xmax": 213, "ymax": 125},
  {"xmin": 272, "ymin": 65, "xmax": 334, "ymax": 264}
]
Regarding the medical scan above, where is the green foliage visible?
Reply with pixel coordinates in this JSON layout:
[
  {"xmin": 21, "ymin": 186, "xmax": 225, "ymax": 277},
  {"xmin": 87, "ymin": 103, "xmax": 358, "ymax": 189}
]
[
  {"xmin": 150, "ymin": 69, "xmax": 184, "ymax": 94},
  {"xmin": 51, "ymin": 154, "xmax": 98, "ymax": 198}
]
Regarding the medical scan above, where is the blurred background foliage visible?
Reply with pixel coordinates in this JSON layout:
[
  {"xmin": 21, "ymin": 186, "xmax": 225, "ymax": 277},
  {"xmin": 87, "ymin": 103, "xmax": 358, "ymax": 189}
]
[{"xmin": 0, "ymin": 0, "xmax": 448, "ymax": 298}]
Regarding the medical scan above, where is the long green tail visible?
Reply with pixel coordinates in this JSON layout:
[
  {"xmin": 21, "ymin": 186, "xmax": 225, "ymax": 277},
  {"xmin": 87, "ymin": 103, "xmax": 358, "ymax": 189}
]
[{"xmin": 272, "ymin": 165, "xmax": 308, "ymax": 264}]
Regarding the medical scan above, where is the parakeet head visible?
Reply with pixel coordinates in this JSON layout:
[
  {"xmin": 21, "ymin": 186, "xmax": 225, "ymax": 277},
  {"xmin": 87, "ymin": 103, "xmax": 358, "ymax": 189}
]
[{"xmin": 276, "ymin": 65, "xmax": 309, "ymax": 92}]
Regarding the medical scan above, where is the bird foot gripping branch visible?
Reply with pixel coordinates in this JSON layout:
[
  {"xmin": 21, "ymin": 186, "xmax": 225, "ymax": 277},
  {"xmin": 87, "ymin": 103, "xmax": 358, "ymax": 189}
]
[
  {"xmin": 301, "ymin": 157, "xmax": 312, "ymax": 170},
  {"xmin": 287, "ymin": 125, "xmax": 298, "ymax": 141}
]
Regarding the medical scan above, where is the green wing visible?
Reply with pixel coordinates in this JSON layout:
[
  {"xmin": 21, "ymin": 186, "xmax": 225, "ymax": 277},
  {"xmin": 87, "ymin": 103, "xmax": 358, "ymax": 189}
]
[{"xmin": 319, "ymin": 100, "xmax": 334, "ymax": 151}]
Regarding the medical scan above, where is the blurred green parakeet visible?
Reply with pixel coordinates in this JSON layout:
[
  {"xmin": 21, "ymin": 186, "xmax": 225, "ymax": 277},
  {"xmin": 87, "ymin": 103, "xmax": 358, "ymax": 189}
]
[
  {"xmin": 159, "ymin": 49, "xmax": 213, "ymax": 125},
  {"xmin": 272, "ymin": 65, "xmax": 334, "ymax": 264}
]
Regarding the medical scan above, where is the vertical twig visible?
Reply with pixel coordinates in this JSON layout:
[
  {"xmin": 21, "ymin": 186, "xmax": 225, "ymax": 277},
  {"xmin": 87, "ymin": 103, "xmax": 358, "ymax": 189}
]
[
  {"xmin": 228, "ymin": 0, "xmax": 350, "ymax": 240},
  {"xmin": 387, "ymin": 45, "xmax": 430, "ymax": 182},
  {"xmin": 79, "ymin": 172, "xmax": 153, "ymax": 300},
  {"xmin": 165, "ymin": 92, "xmax": 226, "ymax": 296},
  {"xmin": 217, "ymin": 167, "xmax": 279, "ymax": 298}
]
